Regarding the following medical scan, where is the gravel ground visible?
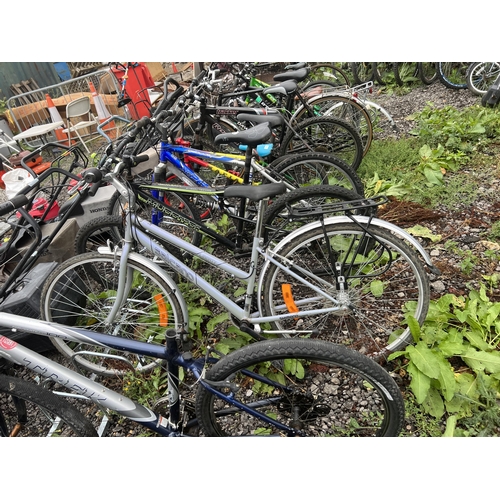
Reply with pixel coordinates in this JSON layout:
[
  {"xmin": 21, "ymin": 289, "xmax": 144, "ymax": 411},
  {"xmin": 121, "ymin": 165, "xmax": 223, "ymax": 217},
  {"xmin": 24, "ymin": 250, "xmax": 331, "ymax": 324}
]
[{"xmin": 2, "ymin": 79, "xmax": 498, "ymax": 437}]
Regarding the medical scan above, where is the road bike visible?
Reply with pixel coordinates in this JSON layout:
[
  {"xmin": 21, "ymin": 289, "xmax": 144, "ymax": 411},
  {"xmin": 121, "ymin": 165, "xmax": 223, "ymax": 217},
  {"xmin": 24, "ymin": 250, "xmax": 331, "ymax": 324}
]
[
  {"xmin": 0, "ymin": 312, "xmax": 405, "ymax": 437},
  {"xmin": 37, "ymin": 128, "xmax": 437, "ymax": 377}
]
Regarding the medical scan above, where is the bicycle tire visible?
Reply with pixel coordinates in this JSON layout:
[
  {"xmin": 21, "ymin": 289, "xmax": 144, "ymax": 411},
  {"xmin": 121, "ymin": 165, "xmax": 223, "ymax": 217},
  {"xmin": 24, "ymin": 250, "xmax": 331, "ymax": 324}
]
[
  {"xmin": 268, "ymin": 151, "xmax": 364, "ymax": 195},
  {"xmin": 301, "ymin": 64, "xmax": 351, "ymax": 88},
  {"xmin": 108, "ymin": 188, "xmax": 203, "ymax": 248},
  {"xmin": 417, "ymin": 62, "xmax": 438, "ymax": 85},
  {"xmin": 436, "ymin": 62, "xmax": 470, "ymax": 90},
  {"xmin": 0, "ymin": 374, "xmax": 97, "ymax": 437},
  {"xmin": 262, "ymin": 184, "xmax": 371, "ymax": 243},
  {"xmin": 373, "ymin": 62, "xmax": 396, "ymax": 86},
  {"xmin": 279, "ymin": 115, "xmax": 364, "ymax": 171},
  {"xmin": 293, "ymin": 94, "xmax": 373, "ymax": 156},
  {"xmin": 40, "ymin": 252, "xmax": 186, "ymax": 377},
  {"xmin": 195, "ymin": 337, "xmax": 405, "ymax": 437},
  {"xmin": 349, "ymin": 62, "xmax": 376, "ymax": 85},
  {"xmin": 393, "ymin": 62, "xmax": 419, "ymax": 86},
  {"xmin": 259, "ymin": 221, "xmax": 430, "ymax": 359},
  {"xmin": 466, "ymin": 62, "xmax": 500, "ymax": 96}
]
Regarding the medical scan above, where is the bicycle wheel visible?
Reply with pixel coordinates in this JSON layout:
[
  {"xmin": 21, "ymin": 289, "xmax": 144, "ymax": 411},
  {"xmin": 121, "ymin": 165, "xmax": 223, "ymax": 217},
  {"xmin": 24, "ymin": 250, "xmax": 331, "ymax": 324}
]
[
  {"xmin": 417, "ymin": 62, "xmax": 438, "ymax": 85},
  {"xmin": 436, "ymin": 62, "xmax": 470, "ymax": 90},
  {"xmin": 269, "ymin": 151, "xmax": 365, "ymax": 194},
  {"xmin": 466, "ymin": 62, "xmax": 500, "ymax": 96},
  {"xmin": 74, "ymin": 215, "xmax": 124, "ymax": 254},
  {"xmin": 280, "ymin": 115, "xmax": 364, "ymax": 171},
  {"xmin": 393, "ymin": 62, "xmax": 419, "ymax": 86},
  {"xmin": 108, "ymin": 188, "xmax": 203, "ymax": 247},
  {"xmin": 349, "ymin": 62, "xmax": 376, "ymax": 85},
  {"xmin": 302, "ymin": 64, "xmax": 351, "ymax": 88},
  {"xmin": 195, "ymin": 338, "xmax": 405, "ymax": 437},
  {"xmin": 373, "ymin": 62, "xmax": 396, "ymax": 86},
  {"xmin": 294, "ymin": 94, "xmax": 373, "ymax": 156},
  {"xmin": 260, "ymin": 222, "xmax": 430, "ymax": 359},
  {"xmin": 0, "ymin": 374, "xmax": 97, "ymax": 437},
  {"xmin": 40, "ymin": 252, "xmax": 186, "ymax": 377},
  {"xmin": 262, "ymin": 184, "xmax": 371, "ymax": 242}
]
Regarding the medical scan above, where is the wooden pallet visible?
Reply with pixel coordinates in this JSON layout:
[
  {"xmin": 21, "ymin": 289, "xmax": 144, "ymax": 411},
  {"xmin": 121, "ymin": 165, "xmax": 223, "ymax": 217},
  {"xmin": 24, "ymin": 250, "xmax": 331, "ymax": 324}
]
[{"xmin": 9, "ymin": 79, "xmax": 40, "ymax": 105}]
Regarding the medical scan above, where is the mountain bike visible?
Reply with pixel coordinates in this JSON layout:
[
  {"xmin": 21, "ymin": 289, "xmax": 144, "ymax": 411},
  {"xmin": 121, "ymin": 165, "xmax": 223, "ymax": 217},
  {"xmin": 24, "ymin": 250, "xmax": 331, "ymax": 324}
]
[
  {"xmin": 37, "ymin": 133, "xmax": 436, "ymax": 376},
  {"xmin": 0, "ymin": 313, "xmax": 405, "ymax": 437},
  {"xmin": 436, "ymin": 62, "xmax": 470, "ymax": 90}
]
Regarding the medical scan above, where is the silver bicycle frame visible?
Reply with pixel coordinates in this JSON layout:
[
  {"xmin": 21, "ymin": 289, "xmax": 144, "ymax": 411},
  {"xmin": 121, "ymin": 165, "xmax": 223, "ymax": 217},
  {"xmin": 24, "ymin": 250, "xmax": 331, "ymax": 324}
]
[{"xmin": 104, "ymin": 170, "xmax": 343, "ymax": 337}]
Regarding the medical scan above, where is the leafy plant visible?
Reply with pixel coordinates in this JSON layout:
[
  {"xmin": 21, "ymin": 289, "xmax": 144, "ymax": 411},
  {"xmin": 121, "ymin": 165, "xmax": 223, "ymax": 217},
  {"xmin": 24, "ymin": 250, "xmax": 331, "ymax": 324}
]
[
  {"xmin": 413, "ymin": 104, "xmax": 500, "ymax": 153},
  {"xmin": 416, "ymin": 143, "xmax": 467, "ymax": 186},
  {"xmin": 389, "ymin": 283, "xmax": 500, "ymax": 436}
]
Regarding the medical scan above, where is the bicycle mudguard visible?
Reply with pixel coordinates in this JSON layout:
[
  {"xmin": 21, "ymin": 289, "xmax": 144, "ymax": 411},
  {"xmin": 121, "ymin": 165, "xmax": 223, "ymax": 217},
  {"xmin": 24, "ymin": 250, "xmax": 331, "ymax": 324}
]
[
  {"xmin": 259, "ymin": 215, "xmax": 439, "ymax": 275},
  {"xmin": 96, "ymin": 247, "xmax": 190, "ymax": 331}
]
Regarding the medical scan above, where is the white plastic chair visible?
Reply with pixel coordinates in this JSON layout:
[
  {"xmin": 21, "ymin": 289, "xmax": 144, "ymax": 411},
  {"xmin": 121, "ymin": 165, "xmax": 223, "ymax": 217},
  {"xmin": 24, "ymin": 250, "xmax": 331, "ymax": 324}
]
[{"xmin": 62, "ymin": 96, "xmax": 99, "ymax": 153}]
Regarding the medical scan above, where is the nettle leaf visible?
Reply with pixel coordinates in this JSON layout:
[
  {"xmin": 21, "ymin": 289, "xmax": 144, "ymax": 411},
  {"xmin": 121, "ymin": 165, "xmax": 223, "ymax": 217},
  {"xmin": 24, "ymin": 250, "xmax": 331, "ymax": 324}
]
[
  {"xmin": 438, "ymin": 336, "xmax": 467, "ymax": 357},
  {"xmin": 424, "ymin": 166, "xmax": 444, "ymax": 186},
  {"xmin": 436, "ymin": 357, "xmax": 457, "ymax": 402},
  {"xmin": 461, "ymin": 347, "xmax": 500, "ymax": 374},
  {"xmin": 407, "ymin": 315, "xmax": 421, "ymax": 344},
  {"xmin": 469, "ymin": 123, "xmax": 486, "ymax": 134},
  {"xmin": 406, "ymin": 342, "xmax": 441, "ymax": 378},
  {"xmin": 406, "ymin": 225, "xmax": 441, "ymax": 242},
  {"xmin": 455, "ymin": 371, "xmax": 479, "ymax": 399},
  {"xmin": 370, "ymin": 280, "xmax": 384, "ymax": 297},
  {"xmin": 464, "ymin": 329, "xmax": 492, "ymax": 351},
  {"xmin": 407, "ymin": 360, "xmax": 431, "ymax": 404},
  {"xmin": 419, "ymin": 144, "xmax": 432, "ymax": 159},
  {"xmin": 206, "ymin": 312, "xmax": 229, "ymax": 333},
  {"xmin": 422, "ymin": 386, "xmax": 445, "ymax": 418}
]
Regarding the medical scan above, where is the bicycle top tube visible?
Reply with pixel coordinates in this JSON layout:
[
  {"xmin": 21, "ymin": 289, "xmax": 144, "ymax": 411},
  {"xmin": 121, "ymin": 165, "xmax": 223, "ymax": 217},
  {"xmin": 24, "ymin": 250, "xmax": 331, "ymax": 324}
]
[{"xmin": 161, "ymin": 142, "xmax": 247, "ymax": 162}]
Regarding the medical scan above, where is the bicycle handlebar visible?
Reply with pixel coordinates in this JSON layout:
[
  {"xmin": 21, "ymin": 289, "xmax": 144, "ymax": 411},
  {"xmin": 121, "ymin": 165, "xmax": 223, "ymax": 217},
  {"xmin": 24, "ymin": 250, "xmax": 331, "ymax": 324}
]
[{"xmin": 0, "ymin": 194, "xmax": 30, "ymax": 217}]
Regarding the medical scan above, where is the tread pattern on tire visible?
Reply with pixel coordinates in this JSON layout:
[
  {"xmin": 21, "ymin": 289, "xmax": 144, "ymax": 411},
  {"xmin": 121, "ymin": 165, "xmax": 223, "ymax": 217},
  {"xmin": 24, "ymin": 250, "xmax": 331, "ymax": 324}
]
[{"xmin": 195, "ymin": 338, "xmax": 405, "ymax": 437}]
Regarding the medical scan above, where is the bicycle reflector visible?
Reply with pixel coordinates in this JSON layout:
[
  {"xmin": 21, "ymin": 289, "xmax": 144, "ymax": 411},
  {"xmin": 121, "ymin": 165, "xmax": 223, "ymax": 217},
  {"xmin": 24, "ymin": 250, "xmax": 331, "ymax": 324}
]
[
  {"xmin": 154, "ymin": 293, "xmax": 168, "ymax": 327},
  {"xmin": 281, "ymin": 284, "xmax": 299, "ymax": 314}
]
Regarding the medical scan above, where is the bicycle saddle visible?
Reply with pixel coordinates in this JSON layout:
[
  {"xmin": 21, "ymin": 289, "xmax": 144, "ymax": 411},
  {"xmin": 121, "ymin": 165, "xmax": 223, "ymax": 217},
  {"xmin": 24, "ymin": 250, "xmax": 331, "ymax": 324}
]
[
  {"xmin": 214, "ymin": 121, "xmax": 272, "ymax": 148},
  {"xmin": 224, "ymin": 182, "xmax": 287, "ymax": 202},
  {"xmin": 273, "ymin": 67, "xmax": 309, "ymax": 83},
  {"xmin": 236, "ymin": 113, "xmax": 284, "ymax": 128},
  {"xmin": 262, "ymin": 80, "xmax": 298, "ymax": 96}
]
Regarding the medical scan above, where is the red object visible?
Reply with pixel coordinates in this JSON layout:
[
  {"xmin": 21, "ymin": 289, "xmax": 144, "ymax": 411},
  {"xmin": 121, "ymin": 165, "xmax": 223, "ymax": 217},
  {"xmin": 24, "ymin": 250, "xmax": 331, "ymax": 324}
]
[
  {"xmin": 111, "ymin": 63, "xmax": 155, "ymax": 120},
  {"xmin": 18, "ymin": 197, "xmax": 60, "ymax": 221}
]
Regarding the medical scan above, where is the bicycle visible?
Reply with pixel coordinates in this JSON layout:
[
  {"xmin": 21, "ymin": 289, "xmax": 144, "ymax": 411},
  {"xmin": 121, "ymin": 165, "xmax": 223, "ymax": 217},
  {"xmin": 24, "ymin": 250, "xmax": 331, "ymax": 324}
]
[
  {"xmin": 37, "ymin": 133, "xmax": 436, "ymax": 376},
  {"xmin": 436, "ymin": 62, "xmax": 471, "ymax": 90},
  {"xmin": 466, "ymin": 62, "xmax": 500, "ymax": 96},
  {"xmin": 0, "ymin": 313, "xmax": 405, "ymax": 437},
  {"xmin": 97, "ymin": 111, "xmax": 366, "ymax": 253},
  {"xmin": 183, "ymin": 70, "xmax": 365, "ymax": 170}
]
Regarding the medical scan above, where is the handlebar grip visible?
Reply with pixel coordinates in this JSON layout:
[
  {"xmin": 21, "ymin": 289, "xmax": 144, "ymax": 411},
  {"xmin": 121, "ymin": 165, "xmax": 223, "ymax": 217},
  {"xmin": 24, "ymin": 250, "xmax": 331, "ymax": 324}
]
[
  {"xmin": 132, "ymin": 154, "xmax": 150, "ymax": 165},
  {"xmin": 0, "ymin": 194, "xmax": 29, "ymax": 216},
  {"xmin": 88, "ymin": 180, "xmax": 101, "ymax": 197},
  {"xmin": 83, "ymin": 168, "xmax": 103, "ymax": 184}
]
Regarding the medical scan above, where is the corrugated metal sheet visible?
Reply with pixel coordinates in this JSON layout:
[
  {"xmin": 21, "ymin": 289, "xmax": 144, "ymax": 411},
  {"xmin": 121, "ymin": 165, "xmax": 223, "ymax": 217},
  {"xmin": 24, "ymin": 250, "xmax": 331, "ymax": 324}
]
[{"xmin": 0, "ymin": 62, "xmax": 61, "ymax": 100}]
